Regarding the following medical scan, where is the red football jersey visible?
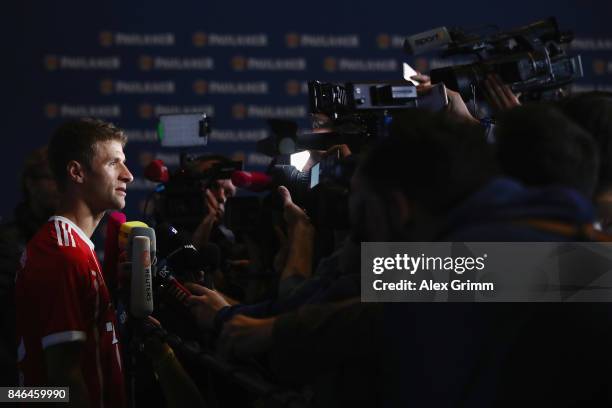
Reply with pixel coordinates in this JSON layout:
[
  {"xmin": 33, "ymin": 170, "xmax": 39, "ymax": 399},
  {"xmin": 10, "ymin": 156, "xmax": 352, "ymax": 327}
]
[{"xmin": 15, "ymin": 216, "xmax": 126, "ymax": 408}]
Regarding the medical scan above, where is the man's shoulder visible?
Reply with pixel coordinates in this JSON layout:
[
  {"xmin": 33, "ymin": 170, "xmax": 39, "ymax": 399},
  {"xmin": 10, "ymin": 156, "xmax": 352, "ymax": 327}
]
[{"xmin": 25, "ymin": 221, "xmax": 91, "ymax": 268}]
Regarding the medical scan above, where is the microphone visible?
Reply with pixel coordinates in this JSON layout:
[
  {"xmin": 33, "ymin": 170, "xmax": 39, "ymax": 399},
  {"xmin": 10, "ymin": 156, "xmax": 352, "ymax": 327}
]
[
  {"xmin": 231, "ymin": 171, "xmax": 273, "ymax": 192},
  {"xmin": 403, "ymin": 27, "xmax": 452, "ymax": 55},
  {"xmin": 117, "ymin": 221, "xmax": 149, "ymax": 289},
  {"xmin": 157, "ymin": 265, "xmax": 192, "ymax": 311},
  {"xmin": 128, "ymin": 226, "xmax": 157, "ymax": 267},
  {"xmin": 119, "ymin": 221, "xmax": 149, "ymax": 254},
  {"xmin": 144, "ymin": 159, "xmax": 169, "ymax": 183},
  {"xmin": 103, "ymin": 212, "xmax": 126, "ymax": 291},
  {"xmin": 130, "ymin": 236, "xmax": 154, "ymax": 318}
]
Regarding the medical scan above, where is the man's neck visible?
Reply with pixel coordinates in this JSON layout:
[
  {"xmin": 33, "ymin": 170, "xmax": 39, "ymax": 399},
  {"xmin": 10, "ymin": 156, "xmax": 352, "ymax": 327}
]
[{"xmin": 55, "ymin": 199, "xmax": 104, "ymax": 238}]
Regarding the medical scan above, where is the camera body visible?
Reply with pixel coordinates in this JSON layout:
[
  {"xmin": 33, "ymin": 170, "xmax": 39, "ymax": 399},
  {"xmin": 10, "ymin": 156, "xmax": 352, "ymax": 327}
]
[
  {"xmin": 419, "ymin": 17, "xmax": 583, "ymax": 102},
  {"xmin": 154, "ymin": 155, "xmax": 242, "ymax": 231}
]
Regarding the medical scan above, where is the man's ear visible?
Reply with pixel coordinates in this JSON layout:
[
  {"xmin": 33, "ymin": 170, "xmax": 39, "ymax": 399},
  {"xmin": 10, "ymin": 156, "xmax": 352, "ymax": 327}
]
[
  {"xmin": 390, "ymin": 190, "xmax": 413, "ymax": 224},
  {"xmin": 66, "ymin": 160, "xmax": 86, "ymax": 184}
]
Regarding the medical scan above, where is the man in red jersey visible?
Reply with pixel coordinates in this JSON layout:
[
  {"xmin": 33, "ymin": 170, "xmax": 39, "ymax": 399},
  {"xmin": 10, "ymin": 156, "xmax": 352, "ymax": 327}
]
[{"xmin": 15, "ymin": 118, "xmax": 133, "ymax": 408}]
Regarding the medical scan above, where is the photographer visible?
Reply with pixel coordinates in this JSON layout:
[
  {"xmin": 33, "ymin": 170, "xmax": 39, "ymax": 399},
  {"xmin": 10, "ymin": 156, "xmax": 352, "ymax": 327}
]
[
  {"xmin": 495, "ymin": 103, "xmax": 599, "ymax": 198},
  {"xmin": 188, "ymin": 155, "xmax": 237, "ymax": 252},
  {"xmin": 558, "ymin": 92, "xmax": 612, "ymax": 230},
  {"xmin": 187, "ymin": 109, "xmax": 611, "ymax": 407}
]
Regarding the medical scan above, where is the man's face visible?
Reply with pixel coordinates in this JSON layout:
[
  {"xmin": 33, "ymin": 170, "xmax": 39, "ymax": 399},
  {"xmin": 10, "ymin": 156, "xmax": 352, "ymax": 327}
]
[
  {"xmin": 211, "ymin": 178, "xmax": 236, "ymax": 205},
  {"xmin": 195, "ymin": 159, "xmax": 237, "ymax": 216},
  {"xmin": 83, "ymin": 140, "xmax": 133, "ymax": 212}
]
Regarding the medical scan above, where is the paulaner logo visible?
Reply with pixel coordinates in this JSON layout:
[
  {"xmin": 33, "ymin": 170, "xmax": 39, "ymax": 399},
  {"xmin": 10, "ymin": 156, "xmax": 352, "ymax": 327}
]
[
  {"xmin": 99, "ymin": 31, "xmax": 175, "ymax": 47},
  {"xmin": 44, "ymin": 55, "xmax": 120, "ymax": 70},
  {"xmin": 44, "ymin": 104, "xmax": 121, "ymax": 119},
  {"xmin": 99, "ymin": 80, "xmax": 175, "ymax": 95},
  {"xmin": 193, "ymin": 32, "xmax": 268, "ymax": 47},
  {"xmin": 285, "ymin": 33, "xmax": 359, "ymax": 48},
  {"xmin": 231, "ymin": 56, "xmax": 306, "ymax": 71},
  {"xmin": 372, "ymin": 253, "xmax": 487, "ymax": 275}
]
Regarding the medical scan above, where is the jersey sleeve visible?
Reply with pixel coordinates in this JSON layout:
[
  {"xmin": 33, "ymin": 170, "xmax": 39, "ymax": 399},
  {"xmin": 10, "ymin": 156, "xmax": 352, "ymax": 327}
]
[{"xmin": 38, "ymin": 253, "xmax": 91, "ymax": 349}]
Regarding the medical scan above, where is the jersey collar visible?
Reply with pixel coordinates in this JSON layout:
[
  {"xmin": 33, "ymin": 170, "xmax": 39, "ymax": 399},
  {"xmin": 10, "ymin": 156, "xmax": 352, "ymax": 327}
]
[{"xmin": 48, "ymin": 216, "xmax": 95, "ymax": 250}]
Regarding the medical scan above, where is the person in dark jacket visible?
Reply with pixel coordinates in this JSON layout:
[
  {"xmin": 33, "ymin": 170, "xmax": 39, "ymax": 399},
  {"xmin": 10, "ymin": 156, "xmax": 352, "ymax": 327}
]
[{"xmin": 0, "ymin": 146, "xmax": 59, "ymax": 386}]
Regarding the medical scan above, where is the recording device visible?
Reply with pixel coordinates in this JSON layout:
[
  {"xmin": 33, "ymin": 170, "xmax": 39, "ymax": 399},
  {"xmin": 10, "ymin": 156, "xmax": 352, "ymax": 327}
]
[
  {"xmin": 145, "ymin": 155, "xmax": 243, "ymax": 231},
  {"xmin": 405, "ymin": 17, "xmax": 583, "ymax": 103},
  {"xmin": 127, "ymin": 226, "xmax": 157, "ymax": 267},
  {"xmin": 130, "ymin": 236, "xmax": 154, "ymax": 318},
  {"xmin": 232, "ymin": 155, "xmax": 349, "ymax": 205},
  {"xmin": 113, "ymin": 222, "xmax": 157, "ymax": 319},
  {"xmin": 233, "ymin": 152, "xmax": 355, "ymax": 228},
  {"xmin": 257, "ymin": 82, "xmax": 448, "ymax": 156},
  {"xmin": 156, "ymin": 262, "xmax": 193, "ymax": 313},
  {"xmin": 157, "ymin": 113, "xmax": 211, "ymax": 147},
  {"xmin": 309, "ymin": 80, "xmax": 449, "ymax": 115}
]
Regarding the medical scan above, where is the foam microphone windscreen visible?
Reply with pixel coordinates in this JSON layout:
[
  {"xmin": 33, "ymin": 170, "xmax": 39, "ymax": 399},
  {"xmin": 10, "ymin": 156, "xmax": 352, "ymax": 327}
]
[
  {"xmin": 119, "ymin": 221, "xmax": 149, "ymax": 251},
  {"xmin": 144, "ymin": 159, "xmax": 169, "ymax": 183},
  {"xmin": 128, "ymin": 226, "xmax": 156, "ymax": 265},
  {"xmin": 103, "ymin": 212, "xmax": 126, "ymax": 291},
  {"xmin": 231, "ymin": 171, "xmax": 272, "ymax": 192},
  {"xmin": 130, "ymin": 236, "xmax": 154, "ymax": 318}
]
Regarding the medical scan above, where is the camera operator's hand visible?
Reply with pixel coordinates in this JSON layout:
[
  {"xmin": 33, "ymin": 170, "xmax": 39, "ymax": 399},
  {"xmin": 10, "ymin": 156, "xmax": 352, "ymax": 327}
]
[
  {"xmin": 278, "ymin": 186, "xmax": 311, "ymax": 229},
  {"xmin": 415, "ymin": 77, "xmax": 479, "ymax": 124},
  {"xmin": 205, "ymin": 188, "xmax": 224, "ymax": 223},
  {"xmin": 218, "ymin": 315, "xmax": 275, "ymax": 359},
  {"xmin": 483, "ymin": 74, "xmax": 521, "ymax": 112},
  {"xmin": 192, "ymin": 188, "xmax": 224, "ymax": 250},
  {"xmin": 446, "ymin": 89, "xmax": 480, "ymax": 124},
  {"xmin": 277, "ymin": 186, "xmax": 315, "ymax": 282},
  {"xmin": 185, "ymin": 283, "xmax": 230, "ymax": 330},
  {"xmin": 273, "ymin": 225, "xmax": 289, "ymax": 274},
  {"xmin": 411, "ymin": 73, "xmax": 432, "ymax": 91}
]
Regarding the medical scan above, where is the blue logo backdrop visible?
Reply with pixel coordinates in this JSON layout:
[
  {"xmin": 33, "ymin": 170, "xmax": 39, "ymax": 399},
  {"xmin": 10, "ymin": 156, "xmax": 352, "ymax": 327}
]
[{"xmin": 5, "ymin": 0, "xmax": 612, "ymax": 223}]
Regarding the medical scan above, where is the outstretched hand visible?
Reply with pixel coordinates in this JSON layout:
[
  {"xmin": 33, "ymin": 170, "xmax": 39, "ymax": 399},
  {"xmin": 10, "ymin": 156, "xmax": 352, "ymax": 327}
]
[
  {"xmin": 185, "ymin": 282, "xmax": 230, "ymax": 330},
  {"xmin": 218, "ymin": 315, "xmax": 275, "ymax": 359},
  {"xmin": 278, "ymin": 186, "xmax": 311, "ymax": 230},
  {"xmin": 483, "ymin": 74, "xmax": 521, "ymax": 112}
]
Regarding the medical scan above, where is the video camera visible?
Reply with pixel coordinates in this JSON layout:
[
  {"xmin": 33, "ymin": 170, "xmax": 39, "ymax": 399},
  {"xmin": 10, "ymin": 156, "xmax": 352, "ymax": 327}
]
[
  {"xmin": 144, "ymin": 113, "xmax": 243, "ymax": 231},
  {"xmin": 146, "ymin": 154, "xmax": 242, "ymax": 231},
  {"xmin": 255, "ymin": 81, "xmax": 448, "ymax": 158},
  {"xmin": 232, "ymin": 149, "xmax": 356, "ymax": 229},
  {"xmin": 405, "ymin": 17, "xmax": 583, "ymax": 103}
]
